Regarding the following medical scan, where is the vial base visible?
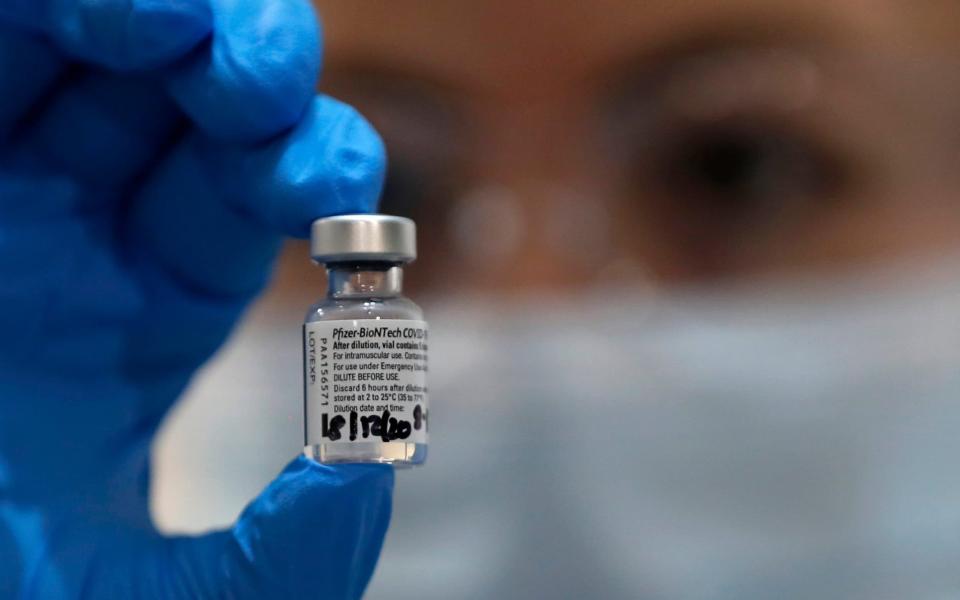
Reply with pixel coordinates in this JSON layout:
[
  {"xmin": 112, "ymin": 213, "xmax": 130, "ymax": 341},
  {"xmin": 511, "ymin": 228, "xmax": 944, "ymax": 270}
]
[{"xmin": 304, "ymin": 442, "xmax": 427, "ymax": 468}]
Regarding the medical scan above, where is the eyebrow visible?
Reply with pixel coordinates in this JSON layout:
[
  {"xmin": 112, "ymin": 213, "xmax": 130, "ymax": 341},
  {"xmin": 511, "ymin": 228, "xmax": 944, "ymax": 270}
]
[
  {"xmin": 320, "ymin": 61, "xmax": 470, "ymax": 160},
  {"xmin": 322, "ymin": 61, "xmax": 466, "ymax": 102},
  {"xmin": 595, "ymin": 19, "xmax": 845, "ymax": 103}
]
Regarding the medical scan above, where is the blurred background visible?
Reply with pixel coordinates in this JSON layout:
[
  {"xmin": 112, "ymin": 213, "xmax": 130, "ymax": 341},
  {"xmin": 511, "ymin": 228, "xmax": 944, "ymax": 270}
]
[{"xmin": 153, "ymin": 1, "xmax": 960, "ymax": 598}]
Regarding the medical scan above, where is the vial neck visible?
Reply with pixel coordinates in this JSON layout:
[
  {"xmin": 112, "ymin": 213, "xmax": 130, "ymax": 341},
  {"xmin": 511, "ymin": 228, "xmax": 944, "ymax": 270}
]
[{"xmin": 326, "ymin": 263, "xmax": 403, "ymax": 298}]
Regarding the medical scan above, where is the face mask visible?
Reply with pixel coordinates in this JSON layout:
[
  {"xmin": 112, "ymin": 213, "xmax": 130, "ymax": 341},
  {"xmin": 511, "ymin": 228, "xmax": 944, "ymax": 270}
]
[{"xmin": 365, "ymin": 258, "xmax": 960, "ymax": 600}]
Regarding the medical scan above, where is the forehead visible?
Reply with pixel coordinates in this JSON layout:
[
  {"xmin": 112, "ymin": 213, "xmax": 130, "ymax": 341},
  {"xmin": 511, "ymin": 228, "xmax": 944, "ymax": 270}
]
[{"xmin": 316, "ymin": 0, "xmax": 956, "ymax": 89}]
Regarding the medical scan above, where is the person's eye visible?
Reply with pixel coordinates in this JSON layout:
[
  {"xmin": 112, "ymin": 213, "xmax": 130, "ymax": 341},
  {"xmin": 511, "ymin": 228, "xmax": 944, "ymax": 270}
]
[
  {"xmin": 620, "ymin": 112, "xmax": 858, "ymax": 279},
  {"xmin": 379, "ymin": 159, "xmax": 432, "ymax": 220},
  {"xmin": 647, "ymin": 119, "xmax": 846, "ymax": 229}
]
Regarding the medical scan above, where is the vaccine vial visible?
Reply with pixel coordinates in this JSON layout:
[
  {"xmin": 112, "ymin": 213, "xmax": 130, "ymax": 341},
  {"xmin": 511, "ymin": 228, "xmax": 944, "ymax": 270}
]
[{"xmin": 303, "ymin": 214, "xmax": 428, "ymax": 467}]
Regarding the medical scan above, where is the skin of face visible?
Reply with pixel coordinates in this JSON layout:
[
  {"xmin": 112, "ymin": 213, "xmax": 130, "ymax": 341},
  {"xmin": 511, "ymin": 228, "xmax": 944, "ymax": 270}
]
[{"xmin": 278, "ymin": 0, "xmax": 960, "ymax": 296}]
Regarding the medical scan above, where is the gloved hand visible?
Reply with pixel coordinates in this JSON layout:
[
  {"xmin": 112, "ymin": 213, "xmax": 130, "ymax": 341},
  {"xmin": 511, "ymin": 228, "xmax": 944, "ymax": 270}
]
[{"xmin": 0, "ymin": 0, "xmax": 393, "ymax": 598}]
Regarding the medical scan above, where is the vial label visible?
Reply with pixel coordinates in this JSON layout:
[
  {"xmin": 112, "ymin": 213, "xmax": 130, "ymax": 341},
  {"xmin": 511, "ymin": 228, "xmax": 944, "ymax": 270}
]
[{"xmin": 304, "ymin": 319, "xmax": 429, "ymax": 445}]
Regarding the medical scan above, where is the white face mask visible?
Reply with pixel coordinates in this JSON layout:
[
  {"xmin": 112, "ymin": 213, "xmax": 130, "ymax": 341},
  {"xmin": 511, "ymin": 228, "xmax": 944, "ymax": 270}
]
[
  {"xmin": 153, "ymin": 257, "xmax": 960, "ymax": 599},
  {"xmin": 366, "ymin": 259, "xmax": 960, "ymax": 600}
]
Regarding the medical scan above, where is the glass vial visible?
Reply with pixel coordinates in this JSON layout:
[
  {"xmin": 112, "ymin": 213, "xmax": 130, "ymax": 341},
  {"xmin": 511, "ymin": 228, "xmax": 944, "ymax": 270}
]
[{"xmin": 303, "ymin": 214, "xmax": 428, "ymax": 467}]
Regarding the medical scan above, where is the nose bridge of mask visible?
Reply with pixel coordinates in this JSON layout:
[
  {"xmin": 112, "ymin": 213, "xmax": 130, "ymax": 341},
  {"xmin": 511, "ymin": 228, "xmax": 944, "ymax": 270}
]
[{"xmin": 427, "ymin": 256, "xmax": 960, "ymax": 403}]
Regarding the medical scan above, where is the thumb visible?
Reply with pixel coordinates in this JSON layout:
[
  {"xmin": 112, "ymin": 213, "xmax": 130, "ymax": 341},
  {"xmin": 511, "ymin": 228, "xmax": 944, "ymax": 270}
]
[{"xmin": 164, "ymin": 456, "xmax": 395, "ymax": 599}]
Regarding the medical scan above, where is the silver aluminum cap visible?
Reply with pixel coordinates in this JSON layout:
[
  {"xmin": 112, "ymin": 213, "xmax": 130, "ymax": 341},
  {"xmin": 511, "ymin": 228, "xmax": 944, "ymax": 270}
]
[{"xmin": 310, "ymin": 214, "xmax": 417, "ymax": 263}]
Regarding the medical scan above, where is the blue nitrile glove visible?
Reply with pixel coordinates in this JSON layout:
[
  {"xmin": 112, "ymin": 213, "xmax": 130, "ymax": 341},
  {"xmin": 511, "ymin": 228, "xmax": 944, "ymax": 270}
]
[{"xmin": 0, "ymin": 0, "xmax": 393, "ymax": 598}]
